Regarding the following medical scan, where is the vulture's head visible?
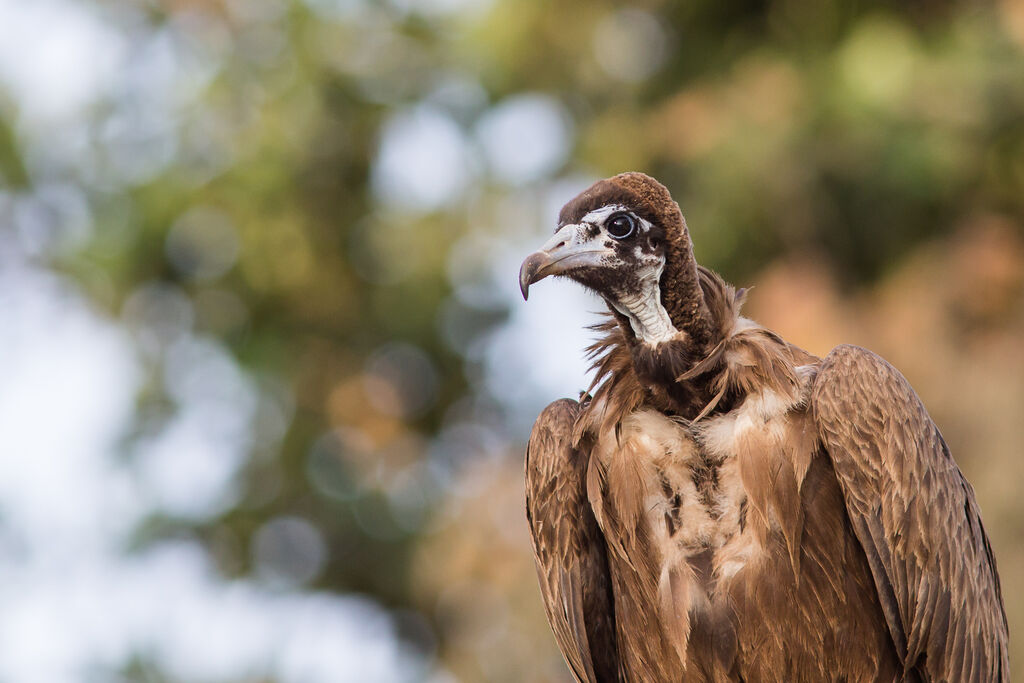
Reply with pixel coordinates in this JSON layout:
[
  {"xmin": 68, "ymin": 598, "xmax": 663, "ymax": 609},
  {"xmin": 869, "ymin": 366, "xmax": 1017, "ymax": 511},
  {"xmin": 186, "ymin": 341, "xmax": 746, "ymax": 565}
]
[{"xmin": 520, "ymin": 172, "xmax": 710, "ymax": 347}]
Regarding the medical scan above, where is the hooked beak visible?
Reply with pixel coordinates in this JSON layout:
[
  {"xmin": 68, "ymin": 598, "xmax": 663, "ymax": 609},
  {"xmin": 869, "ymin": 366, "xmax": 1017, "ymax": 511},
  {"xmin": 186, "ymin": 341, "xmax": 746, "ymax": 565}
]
[{"xmin": 519, "ymin": 223, "xmax": 609, "ymax": 300}]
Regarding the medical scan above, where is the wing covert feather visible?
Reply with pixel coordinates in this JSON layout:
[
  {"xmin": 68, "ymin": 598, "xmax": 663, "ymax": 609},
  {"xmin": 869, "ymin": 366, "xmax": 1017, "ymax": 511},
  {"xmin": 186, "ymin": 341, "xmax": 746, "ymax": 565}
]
[
  {"xmin": 812, "ymin": 345, "xmax": 1008, "ymax": 682},
  {"xmin": 525, "ymin": 399, "xmax": 619, "ymax": 683}
]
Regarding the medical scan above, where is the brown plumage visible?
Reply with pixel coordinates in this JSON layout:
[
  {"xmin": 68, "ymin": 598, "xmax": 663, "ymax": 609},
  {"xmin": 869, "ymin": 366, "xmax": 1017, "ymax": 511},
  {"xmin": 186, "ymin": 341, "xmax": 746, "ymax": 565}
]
[{"xmin": 521, "ymin": 173, "xmax": 1008, "ymax": 682}]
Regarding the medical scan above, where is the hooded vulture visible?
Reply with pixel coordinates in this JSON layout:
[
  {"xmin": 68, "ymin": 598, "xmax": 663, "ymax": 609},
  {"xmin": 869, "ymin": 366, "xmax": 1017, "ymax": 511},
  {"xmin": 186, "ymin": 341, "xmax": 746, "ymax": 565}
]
[{"xmin": 519, "ymin": 173, "xmax": 1008, "ymax": 682}]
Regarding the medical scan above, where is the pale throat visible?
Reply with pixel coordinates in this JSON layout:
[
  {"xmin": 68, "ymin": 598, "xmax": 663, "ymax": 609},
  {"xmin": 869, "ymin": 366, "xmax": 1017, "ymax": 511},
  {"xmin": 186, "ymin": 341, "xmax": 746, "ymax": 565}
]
[{"xmin": 609, "ymin": 263, "xmax": 678, "ymax": 345}]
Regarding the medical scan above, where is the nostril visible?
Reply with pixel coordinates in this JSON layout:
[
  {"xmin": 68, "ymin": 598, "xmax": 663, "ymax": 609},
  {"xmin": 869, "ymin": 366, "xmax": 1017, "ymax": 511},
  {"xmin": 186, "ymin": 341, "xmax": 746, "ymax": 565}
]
[{"xmin": 553, "ymin": 240, "xmax": 567, "ymax": 250}]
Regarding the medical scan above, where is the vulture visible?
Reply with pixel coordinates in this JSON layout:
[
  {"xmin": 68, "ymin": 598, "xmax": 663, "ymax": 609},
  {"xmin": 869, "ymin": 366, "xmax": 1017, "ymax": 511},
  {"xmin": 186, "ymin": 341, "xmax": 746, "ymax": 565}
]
[{"xmin": 519, "ymin": 172, "xmax": 1008, "ymax": 682}]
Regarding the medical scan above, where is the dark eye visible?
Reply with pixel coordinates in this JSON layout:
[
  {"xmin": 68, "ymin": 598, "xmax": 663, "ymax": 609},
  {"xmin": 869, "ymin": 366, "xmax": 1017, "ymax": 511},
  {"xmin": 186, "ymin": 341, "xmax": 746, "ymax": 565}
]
[{"xmin": 605, "ymin": 213, "xmax": 636, "ymax": 239}]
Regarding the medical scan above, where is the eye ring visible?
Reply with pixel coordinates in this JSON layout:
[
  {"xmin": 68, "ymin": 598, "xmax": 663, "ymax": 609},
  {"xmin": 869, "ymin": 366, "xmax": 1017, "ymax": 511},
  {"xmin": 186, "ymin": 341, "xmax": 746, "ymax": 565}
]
[{"xmin": 605, "ymin": 212, "xmax": 636, "ymax": 239}]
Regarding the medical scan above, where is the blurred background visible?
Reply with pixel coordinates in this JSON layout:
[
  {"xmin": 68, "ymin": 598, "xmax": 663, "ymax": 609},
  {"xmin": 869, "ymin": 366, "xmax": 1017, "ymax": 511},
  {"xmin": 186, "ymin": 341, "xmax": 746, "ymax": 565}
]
[{"xmin": 0, "ymin": 0, "xmax": 1022, "ymax": 680}]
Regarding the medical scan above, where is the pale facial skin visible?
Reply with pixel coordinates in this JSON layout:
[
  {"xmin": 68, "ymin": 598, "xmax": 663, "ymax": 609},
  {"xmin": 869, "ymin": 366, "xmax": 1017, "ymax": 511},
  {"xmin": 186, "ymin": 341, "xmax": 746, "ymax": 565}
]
[{"xmin": 519, "ymin": 203, "xmax": 678, "ymax": 344}]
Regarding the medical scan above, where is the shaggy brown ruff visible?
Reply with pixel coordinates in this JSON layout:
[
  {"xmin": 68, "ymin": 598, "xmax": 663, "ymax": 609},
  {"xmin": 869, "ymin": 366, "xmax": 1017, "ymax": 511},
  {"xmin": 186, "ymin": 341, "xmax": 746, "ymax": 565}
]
[{"xmin": 573, "ymin": 266, "xmax": 809, "ymax": 443}]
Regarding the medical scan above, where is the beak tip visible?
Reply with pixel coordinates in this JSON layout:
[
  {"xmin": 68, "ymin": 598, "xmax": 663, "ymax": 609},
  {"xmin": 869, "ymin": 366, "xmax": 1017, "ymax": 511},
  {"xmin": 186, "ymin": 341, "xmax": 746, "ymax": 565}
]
[{"xmin": 519, "ymin": 256, "xmax": 542, "ymax": 302}]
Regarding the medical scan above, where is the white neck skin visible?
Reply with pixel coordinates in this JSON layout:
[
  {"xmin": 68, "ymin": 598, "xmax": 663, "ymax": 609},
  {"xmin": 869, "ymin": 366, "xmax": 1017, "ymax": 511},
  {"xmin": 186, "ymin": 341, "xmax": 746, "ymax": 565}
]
[{"xmin": 609, "ymin": 264, "xmax": 678, "ymax": 345}]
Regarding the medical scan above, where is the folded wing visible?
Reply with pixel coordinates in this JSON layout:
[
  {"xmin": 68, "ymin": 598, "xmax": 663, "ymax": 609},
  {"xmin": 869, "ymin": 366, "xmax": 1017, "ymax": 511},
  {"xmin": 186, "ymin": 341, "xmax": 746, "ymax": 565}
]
[
  {"xmin": 525, "ymin": 399, "xmax": 620, "ymax": 683},
  {"xmin": 812, "ymin": 345, "xmax": 1009, "ymax": 682}
]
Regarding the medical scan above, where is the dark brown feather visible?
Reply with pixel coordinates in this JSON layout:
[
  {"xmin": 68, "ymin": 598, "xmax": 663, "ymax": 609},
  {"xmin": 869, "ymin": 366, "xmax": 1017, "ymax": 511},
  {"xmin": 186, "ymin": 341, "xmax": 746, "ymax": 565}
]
[
  {"xmin": 812, "ymin": 345, "xmax": 1009, "ymax": 681},
  {"xmin": 525, "ymin": 399, "xmax": 620, "ymax": 682}
]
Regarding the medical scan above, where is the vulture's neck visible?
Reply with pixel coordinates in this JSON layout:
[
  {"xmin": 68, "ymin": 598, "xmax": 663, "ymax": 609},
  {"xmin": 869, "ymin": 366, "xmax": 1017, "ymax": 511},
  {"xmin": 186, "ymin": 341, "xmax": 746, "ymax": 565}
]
[
  {"xmin": 607, "ymin": 265, "xmax": 677, "ymax": 345},
  {"xmin": 582, "ymin": 265, "xmax": 739, "ymax": 435},
  {"xmin": 660, "ymin": 249, "xmax": 715, "ymax": 350},
  {"xmin": 614, "ymin": 253, "xmax": 718, "ymax": 362}
]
